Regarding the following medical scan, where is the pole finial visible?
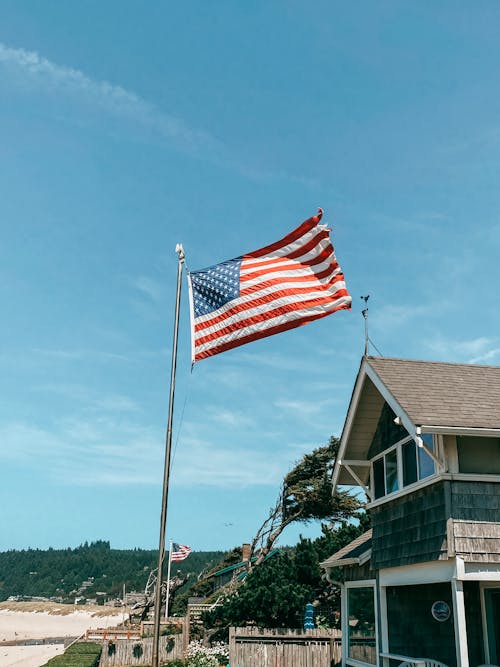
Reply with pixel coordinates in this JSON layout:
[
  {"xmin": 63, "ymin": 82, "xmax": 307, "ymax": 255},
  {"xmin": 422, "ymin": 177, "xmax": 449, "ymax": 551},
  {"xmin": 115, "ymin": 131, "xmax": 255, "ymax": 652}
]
[{"xmin": 175, "ymin": 243, "xmax": 185, "ymax": 262}]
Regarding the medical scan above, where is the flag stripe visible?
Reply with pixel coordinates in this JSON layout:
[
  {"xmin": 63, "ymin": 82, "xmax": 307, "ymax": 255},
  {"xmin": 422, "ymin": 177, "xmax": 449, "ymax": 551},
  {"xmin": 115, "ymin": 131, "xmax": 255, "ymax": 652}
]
[
  {"xmin": 247, "ymin": 215, "xmax": 320, "ymax": 259},
  {"xmin": 188, "ymin": 209, "xmax": 351, "ymax": 362},
  {"xmin": 195, "ymin": 291, "xmax": 351, "ymax": 352},
  {"xmin": 171, "ymin": 543, "xmax": 191, "ymax": 561},
  {"xmin": 195, "ymin": 281, "xmax": 348, "ymax": 336},
  {"xmin": 194, "ymin": 268, "xmax": 345, "ymax": 330},
  {"xmin": 195, "ymin": 297, "xmax": 352, "ymax": 360}
]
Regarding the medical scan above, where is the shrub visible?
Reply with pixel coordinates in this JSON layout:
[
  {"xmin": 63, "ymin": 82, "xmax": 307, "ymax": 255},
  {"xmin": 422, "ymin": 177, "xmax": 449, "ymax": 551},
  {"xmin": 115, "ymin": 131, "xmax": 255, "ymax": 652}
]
[
  {"xmin": 186, "ymin": 640, "xmax": 229, "ymax": 667},
  {"xmin": 42, "ymin": 642, "xmax": 102, "ymax": 667}
]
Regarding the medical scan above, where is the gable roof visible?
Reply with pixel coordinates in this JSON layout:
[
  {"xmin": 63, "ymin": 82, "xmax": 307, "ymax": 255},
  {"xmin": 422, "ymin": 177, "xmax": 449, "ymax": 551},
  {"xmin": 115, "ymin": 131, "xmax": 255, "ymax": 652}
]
[
  {"xmin": 368, "ymin": 357, "xmax": 500, "ymax": 429},
  {"xmin": 320, "ymin": 530, "xmax": 372, "ymax": 569},
  {"xmin": 334, "ymin": 356, "xmax": 500, "ymax": 487}
]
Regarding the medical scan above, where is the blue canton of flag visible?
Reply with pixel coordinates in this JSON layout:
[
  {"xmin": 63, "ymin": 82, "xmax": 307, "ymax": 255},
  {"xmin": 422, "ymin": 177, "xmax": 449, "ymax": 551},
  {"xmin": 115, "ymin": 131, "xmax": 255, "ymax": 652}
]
[{"xmin": 190, "ymin": 258, "xmax": 242, "ymax": 317}]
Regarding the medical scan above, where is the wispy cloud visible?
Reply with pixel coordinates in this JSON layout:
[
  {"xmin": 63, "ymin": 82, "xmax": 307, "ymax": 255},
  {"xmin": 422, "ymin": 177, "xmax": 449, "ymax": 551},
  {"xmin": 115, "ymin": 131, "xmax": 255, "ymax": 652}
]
[
  {"xmin": 0, "ymin": 409, "xmax": 286, "ymax": 488},
  {"xmin": 132, "ymin": 276, "xmax": 164, "ymax": 302},
  {"xmin": 0, "ymin": 42, "xmax": 317, "ymax": 187},
  {"xmin": 210, "ymin": 408, "xmax": 254, "ymax": 428},
  {"xmin": 274, "ymin": 398, "xmax": 333, "ymax": 419},
  {"xmin": 426, "ymin": 335, "xmax": 500, "ymax": 364},
  {"xmin": 373, "ymin": 303, "xmax": 435, "ymax": 329},
  {"xmin": 32, "ymin": 383, "xmax": 141, "ymax": 413},
  {"xmin": 31, "ymin": 347, "xmax": 132, "ymax": 364},
  {"xmin": 0, "ymin": 42, "xmax": 221, "ymax": 158}
]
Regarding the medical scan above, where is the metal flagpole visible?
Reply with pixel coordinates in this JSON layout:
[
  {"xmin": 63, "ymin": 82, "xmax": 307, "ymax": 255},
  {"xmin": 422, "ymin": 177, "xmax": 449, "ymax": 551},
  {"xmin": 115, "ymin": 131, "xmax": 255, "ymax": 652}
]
[
  {"xmin": 152, "ymin": 244, "xmax": 185, "ymax": 667},
  {"xmin": 165, "ymin": 540, "xmax": 173, "ymax": 620}
]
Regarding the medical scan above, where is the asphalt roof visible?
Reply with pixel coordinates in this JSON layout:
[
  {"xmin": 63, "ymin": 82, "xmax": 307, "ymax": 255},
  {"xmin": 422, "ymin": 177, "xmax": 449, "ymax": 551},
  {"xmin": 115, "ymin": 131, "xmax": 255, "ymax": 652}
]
[
  {"xmin": 320, "ymin": 530, "xmax": 372, "ymax": 568},
  {"xmin": 368, "ymin": 356, "xmax": 500, "ymax": 429}
]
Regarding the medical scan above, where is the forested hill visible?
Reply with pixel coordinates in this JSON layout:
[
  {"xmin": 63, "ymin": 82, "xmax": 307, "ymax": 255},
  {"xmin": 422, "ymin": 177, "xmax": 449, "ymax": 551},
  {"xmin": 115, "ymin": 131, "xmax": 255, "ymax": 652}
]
[{"xmin": 0, "ymin": 541, "xmax": 224, "ymax": 602}]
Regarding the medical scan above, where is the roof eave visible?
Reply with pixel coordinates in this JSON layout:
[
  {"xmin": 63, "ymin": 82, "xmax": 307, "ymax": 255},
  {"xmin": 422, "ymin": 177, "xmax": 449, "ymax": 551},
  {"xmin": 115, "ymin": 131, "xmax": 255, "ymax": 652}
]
[{"xmin": 333, "ymin": 356, "xmax": 418, "ymax": 492}]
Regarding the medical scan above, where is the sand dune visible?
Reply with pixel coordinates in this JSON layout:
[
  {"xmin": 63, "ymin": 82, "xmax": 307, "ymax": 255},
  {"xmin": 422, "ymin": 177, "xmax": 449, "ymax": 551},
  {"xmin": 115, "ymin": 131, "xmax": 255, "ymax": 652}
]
[{"xmin": 0, "ymin": 602, "xmax": 126, "ymax": 667}]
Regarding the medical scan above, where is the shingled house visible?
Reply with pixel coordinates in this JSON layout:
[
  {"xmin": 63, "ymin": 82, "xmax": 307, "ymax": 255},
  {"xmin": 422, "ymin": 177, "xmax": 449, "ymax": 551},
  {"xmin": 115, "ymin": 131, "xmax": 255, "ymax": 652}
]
[{"xmin": 321, "ymin": 356, "xmax": 500, "ymax": 667}]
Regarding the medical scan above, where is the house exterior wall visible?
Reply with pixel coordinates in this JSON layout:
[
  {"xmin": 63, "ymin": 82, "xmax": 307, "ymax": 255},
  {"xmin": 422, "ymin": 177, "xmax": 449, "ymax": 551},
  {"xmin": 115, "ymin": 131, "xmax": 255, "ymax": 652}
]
[
  {"xmin": 451, "ymin": 480, "xmax": 500, "ymax": 563},
  {"xmin": 371, "ymin": 479, "xmax": 500, "ymax": 569},
  {"xmin": 371, "ymin": 482, "xmax": 449, "ymax": 570}
]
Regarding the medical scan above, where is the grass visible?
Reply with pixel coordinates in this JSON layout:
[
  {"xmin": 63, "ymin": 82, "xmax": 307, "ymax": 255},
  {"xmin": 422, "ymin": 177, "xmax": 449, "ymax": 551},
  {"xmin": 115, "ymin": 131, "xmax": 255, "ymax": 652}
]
[{"xmin": 41, "ymin": 641, "xmax": 102, "ymax": 666}]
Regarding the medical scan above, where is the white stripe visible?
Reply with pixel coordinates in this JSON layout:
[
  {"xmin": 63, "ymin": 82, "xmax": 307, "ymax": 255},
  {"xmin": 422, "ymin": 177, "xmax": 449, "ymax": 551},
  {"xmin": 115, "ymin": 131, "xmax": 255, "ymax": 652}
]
[
  {"xmin": 194, "ymin": 283, "xmax": 348, "ymax": 340},
  {"xmin": 241, "ymin": 236, "xmax": 333, "ymax": 275},
  {"xmin": 195, "ymin": 295, "xmax": 352, "ymax": 355},
  {"xmin": 193, "ymin": 274, "xmax": 346, "ymax": 328},
  {"xmin": 241, "ymin": 263, "xmax": 342, "ymax": 292},
  {"xmin": 248, "ymin": 222, "xmax": 328, "ymax": 260}
]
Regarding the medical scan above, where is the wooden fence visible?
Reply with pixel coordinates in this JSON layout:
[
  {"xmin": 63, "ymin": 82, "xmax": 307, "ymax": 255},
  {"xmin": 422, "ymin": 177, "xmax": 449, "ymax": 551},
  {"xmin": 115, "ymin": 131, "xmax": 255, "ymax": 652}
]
[
  {"xmin": 229, "ymin": 627, "xmax": 342, "ymax": 667},
  {"xmin": 98, "ymin": 634, "xmax": 185, "ymax": 666}
]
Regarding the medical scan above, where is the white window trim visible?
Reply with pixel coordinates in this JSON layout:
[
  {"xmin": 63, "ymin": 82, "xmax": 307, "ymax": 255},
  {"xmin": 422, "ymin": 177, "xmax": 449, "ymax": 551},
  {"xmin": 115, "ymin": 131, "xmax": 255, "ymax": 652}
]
[
  {"xmin": 344, "ymin": 579, "xmax": 379, "ymax": 667},
  {"xmin": 479, "ymin": 582, "xmax": 500, "ymax": 665},
  {"xmin": 370, "ymin": 435, "xmax": 439, "ymax": 502}
]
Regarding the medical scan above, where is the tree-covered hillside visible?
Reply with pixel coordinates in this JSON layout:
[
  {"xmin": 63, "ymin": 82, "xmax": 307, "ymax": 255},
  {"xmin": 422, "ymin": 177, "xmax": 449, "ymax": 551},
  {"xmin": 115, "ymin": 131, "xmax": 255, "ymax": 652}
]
[{"xmin": 0, "ymin": 541, "xmax": 223, "ymax": 602}]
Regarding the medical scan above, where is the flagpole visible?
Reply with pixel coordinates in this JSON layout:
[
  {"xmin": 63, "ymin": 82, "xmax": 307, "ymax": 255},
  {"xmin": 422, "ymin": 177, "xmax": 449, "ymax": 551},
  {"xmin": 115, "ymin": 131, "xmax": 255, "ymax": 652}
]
[
  {"xmin": 152, "ymin": 244, "xmax": 185, "ymax": 667},
  {"xmin": 165, "ymin": 540, "xmax": 173, "ymax": 620}
]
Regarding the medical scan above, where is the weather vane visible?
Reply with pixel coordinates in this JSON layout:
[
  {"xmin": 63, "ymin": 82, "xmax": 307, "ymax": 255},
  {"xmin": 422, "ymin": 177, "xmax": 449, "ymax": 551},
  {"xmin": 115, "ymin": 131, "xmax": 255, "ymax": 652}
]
[{"xmin": 360, "ymin": 295, "xmax": 370, "ymax": 356}]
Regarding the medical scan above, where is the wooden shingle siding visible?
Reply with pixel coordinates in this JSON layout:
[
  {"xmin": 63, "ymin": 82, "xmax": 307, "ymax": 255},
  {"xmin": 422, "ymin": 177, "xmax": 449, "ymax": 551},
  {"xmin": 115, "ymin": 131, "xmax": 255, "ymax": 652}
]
[
  {"xmin": 371, "ymin": 483, "xmax": 448, "ymax": 569},
  {"xmin": 454, "ymin": 520, "xmax": 500, "ymax": 562},
  {"xmin": 342, "ymin": 561, "xmax": 374, "ymax": 582},
  {"xmin": 371, "ymin": 480, "xmax": 500, "ymax": 568},
  {"xmin": 451, "ymin": 481, "xmax": 500, "ymax": 520}
]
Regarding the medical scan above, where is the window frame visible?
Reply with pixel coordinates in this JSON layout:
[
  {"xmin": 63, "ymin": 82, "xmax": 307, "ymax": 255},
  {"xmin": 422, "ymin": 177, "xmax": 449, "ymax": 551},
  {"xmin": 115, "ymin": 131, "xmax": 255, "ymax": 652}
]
[
  {"xmin": 370, "ymin": 434, "xmax": 439, "ymax": 500},
  {"xmin": 344, "ymin": 580, "xmax": 378, "ymax": 667}
]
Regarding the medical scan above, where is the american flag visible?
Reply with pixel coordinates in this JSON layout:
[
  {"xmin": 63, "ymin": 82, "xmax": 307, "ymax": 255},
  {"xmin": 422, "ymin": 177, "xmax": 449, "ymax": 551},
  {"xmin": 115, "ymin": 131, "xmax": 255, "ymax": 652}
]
[
  {"xmin": 187, "ymin": 209, "xmax": 351, "ymax": 362},
  {"xmin": 171, "ymin": 543, "xmax": 191, "ymax": 562}
]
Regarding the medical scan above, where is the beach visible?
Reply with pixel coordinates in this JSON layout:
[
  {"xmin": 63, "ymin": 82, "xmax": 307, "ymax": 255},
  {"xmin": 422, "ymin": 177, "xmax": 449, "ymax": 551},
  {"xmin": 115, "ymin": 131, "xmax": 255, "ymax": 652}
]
[{"xmin": 0, "ymin": 602, "xmax": 125, "ymax": 667}]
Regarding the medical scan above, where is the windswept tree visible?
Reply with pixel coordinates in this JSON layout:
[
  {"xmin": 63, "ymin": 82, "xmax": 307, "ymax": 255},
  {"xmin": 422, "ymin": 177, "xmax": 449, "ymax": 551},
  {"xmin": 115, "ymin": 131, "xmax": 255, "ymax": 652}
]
[{"xmin": 249, "ymin": 436, "xmax": 362, "ymax": 566}]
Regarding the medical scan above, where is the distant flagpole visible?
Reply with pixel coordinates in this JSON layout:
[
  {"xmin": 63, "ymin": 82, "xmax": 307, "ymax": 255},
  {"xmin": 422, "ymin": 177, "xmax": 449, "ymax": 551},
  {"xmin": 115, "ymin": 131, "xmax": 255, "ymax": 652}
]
[
  {"xmin": 152, "ymin": 244, "xmax": 185, "ymax": 667},
  {"xmin": 165, "ymin": 539, "xmax": 173, "ymax": 620}
]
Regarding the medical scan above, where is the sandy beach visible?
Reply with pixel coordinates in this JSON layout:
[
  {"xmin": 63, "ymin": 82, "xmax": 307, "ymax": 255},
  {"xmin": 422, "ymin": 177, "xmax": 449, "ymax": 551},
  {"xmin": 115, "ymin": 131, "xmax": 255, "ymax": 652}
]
[
  {"xmin": 0, "ymin": 644, "xmax": 64, "ymax": 667},
  {"xmin": 0, "ymin": 602, "xmax": 125, "ymax": 667}
]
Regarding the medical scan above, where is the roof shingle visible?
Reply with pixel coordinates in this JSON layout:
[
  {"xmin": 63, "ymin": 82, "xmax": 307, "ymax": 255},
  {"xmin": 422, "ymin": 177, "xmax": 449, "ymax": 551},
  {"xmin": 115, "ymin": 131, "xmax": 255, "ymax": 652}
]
[{"xmin": 368, "ymin": 356, "xmax": 500, "ymax": 429}]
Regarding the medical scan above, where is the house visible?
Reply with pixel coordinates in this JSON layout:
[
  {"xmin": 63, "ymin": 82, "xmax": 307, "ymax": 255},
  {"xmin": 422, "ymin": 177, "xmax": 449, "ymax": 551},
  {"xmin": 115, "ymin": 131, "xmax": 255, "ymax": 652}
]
[
  {"xmin": 321, "ymin": 356, "xmax": 500, "ymax": 667},
  {"xmin": 206, "ymin": 546, "xmax": 280, "ymax": 594}
]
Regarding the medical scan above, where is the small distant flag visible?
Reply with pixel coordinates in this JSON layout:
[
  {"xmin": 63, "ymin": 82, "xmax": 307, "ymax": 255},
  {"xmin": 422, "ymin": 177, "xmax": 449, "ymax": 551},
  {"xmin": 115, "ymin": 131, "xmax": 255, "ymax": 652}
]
[
  {"xmin": 187, "ymin": 209, "xmax": 351, "ymax": 362},
  {"xmin": 171, "ymin": 543, "xmax": 191, "ymax": 562}
]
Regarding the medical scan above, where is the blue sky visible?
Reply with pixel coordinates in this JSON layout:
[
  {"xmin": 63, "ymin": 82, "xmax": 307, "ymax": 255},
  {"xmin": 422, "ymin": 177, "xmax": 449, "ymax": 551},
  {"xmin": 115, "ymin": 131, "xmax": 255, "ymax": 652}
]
[{"xmin": 2, "ymin": 2, "xmax": 500, "ymax": 552}]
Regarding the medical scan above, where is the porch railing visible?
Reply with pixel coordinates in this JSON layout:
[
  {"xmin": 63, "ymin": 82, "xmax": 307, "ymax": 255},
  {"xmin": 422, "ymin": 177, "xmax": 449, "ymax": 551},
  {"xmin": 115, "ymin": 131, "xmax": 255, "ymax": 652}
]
[{"xmin": 380, "ymin": 651, "xmax": 427, "ymax": 667}]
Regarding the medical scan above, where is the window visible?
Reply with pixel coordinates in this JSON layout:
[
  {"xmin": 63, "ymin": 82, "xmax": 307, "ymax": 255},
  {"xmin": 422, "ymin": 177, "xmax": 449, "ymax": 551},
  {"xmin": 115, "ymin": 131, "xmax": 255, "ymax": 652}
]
[
  {"xmin": 372, "ymin": 447, "xmax": 399, "ymax": 499},
  {"xmin": 457, "ymin": 436, "xmax": 500, "ymax": 474},
  {"xmin": 347, "ymin": 585, "xmax": 377, "ymax": 665},
  {"xmin": 371, "ymin": 434, "xmax": 437, "ymax": 500}
]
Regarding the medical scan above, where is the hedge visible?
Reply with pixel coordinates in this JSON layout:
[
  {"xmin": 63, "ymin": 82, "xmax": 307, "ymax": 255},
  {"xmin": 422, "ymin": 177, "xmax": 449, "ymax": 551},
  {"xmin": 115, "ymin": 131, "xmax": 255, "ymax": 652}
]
[{"xmin": 42, "ymin": 641, "xmax": 102, "ymax": 667}]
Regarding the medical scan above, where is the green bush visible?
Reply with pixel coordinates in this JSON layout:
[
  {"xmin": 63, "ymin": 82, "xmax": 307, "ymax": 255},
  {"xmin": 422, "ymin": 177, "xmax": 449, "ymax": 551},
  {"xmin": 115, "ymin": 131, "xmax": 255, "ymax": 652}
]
[{"xmin": 42, "ymin": 642, "xmax": 102, "ymax": 667}]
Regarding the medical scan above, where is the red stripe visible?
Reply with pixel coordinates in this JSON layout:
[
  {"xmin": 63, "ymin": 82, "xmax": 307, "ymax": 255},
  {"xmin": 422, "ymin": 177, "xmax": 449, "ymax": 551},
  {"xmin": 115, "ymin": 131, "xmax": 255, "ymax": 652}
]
[
  {"xmin": 240, "ymin": 252, "xmax": 336, "ymax": 283},
  {"xmin": 195, "ymin": 301, "xmax": 351, "ymax": 360},
  {"xmin": 240, "ymin": 273, "xmax": 345, "ymax": 298},
  {"xmin": 242, "ymin": 228, "xmax": 330, "ymax": 269},
  {"xmin": 240, "ymin": 269, "xmax": 343, "ymax": 294},
  {"xmin": 194, "ymin": 290, "xmax": 351, "ymax": 345},
  {"xmin": 243, "ymin": 213, "xmax": 321, "ymax": 260},
  {"xmin": 195, "ymin": 278, "xmax": 347, "ymax": 333}
]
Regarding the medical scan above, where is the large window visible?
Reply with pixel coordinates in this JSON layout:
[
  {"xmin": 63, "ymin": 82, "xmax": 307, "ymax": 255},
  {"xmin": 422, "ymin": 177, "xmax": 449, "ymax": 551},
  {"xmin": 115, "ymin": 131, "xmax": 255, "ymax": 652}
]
[
  {"xmin": 347, "ymin": 585, "xmax": 377, "ymax": 665},
  {"xmin": 372, "ymin": 434, "xmax": 436, "ymax": 500}
]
